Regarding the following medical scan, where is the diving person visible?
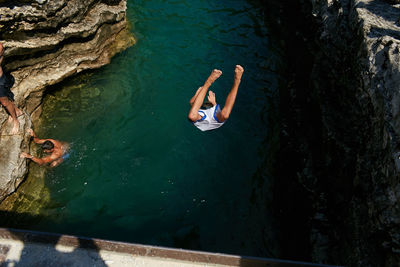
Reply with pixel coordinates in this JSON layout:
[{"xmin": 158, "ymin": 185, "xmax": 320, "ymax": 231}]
[{"xmin": 188, "ymin": 65, "xmax": 244, "ymax": 131}]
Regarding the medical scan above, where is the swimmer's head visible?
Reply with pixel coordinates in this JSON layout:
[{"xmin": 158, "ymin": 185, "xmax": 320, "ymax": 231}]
[
  {"xmin": 201, "ymin": 101, "xmax": 213, "ymax": 109},
  {"xmin": 42, "ymin": 140, "xmax": 54, "ymax": 151}
]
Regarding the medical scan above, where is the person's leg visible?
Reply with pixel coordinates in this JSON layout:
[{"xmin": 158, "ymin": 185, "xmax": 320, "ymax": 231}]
[
  {"xmin": 0, "ymin": 97, "xmax": 20, "ymax": 134},
  {"xmin": 216, "ymin": 65, "xmax": 244, "ymax": 123},
  {"xmin": 188, "ymin": 69, "xmax": 222, "ymax": 122},
  {"xmin": 192, "ymin": 89, "xmax": 216, "ymax": 108},
  {"xmin": 189, "ymin": 87, "xmax": 203, "ymax": 107}
]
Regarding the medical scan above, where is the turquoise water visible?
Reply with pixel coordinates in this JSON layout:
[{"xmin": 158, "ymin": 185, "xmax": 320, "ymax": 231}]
[{"xmin": 12, "ymin": 0, "xmax": 280, "ymax": 256}]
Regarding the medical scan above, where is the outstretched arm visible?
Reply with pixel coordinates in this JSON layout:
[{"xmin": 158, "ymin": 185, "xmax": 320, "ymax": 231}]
[
  {"xmin": 188, "ymin": 69, "xmax": 222, "ymax": 122},
  {"xmin": 20, "ymin": 152, "xmax": 57, "ymax": 166},
  {"xmin": 28, "ymin": 129, "xmax": 47, "ymax": 144}
]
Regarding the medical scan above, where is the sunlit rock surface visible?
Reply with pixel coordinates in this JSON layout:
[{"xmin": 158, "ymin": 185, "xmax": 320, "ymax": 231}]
[
  {"xmin": 0, "ymin": 0, "xmax": 134, "ymax": 201},
  {"xmin": 0, "ymin": 112, "xmax": 31, "ymax": 202}
]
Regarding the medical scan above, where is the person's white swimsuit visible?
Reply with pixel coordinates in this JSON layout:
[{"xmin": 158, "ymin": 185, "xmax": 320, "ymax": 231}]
[{"xmin": 193, "ymin": 104, "xmax": 225, "ymax": 131}]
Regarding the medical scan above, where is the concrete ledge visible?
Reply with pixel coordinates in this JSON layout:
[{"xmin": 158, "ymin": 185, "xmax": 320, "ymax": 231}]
[{"xmin": 0, "ymin": 228, "xmax": 340, "ymax": 267}]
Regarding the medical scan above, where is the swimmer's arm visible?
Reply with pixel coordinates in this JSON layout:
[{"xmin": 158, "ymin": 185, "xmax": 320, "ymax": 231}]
[
  {"xmin": 33, "ymin": 137, "xmax": 47, "ymax": 144},
  {"xmin": 32, "ymin": 155, "xmax": 57, "ymax": 166},
  {"xmin": 28, "ymin": 129, "xmax": 47, "ymax": 144},
  {"xmin": 20, "ymin": 152, "xmax": 57, "ymax": 166}
]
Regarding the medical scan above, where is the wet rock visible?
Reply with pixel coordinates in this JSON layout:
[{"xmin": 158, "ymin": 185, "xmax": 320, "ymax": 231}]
[{"xmin": 0, "ymin": 0, "xmax": 134, "ymax": 201}]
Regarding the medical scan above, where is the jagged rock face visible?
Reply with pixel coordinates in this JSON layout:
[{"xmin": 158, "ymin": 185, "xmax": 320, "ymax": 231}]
[
  {"xmin": 0, "ymin": 0, "xmax": 134, "ymax": 201},
  {"xmin": 0, "ymin": 112, "xmax": 31, "ymax": 202},
  {"xmin": 355, "ymin": 0, "xmax": 400, "ymax": 264},
  {"xmin": 0, "ymin": 0, "xmax": 134, "ymax": 114},
  {"xmin": 270, "ymin": 0, "xmax": 400, "ymax": 266},
  {"xmin": 308, "ymin": 1, "xmax": 400, "ymax": 265}
]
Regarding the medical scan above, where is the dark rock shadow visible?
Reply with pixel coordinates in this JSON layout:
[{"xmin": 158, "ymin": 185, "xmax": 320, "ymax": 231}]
[{"xmin": 368, "ymin": 26, "xmax": 400, "ymax": 39}]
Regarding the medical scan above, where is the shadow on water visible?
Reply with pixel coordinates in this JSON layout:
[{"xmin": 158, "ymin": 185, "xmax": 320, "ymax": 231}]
[
  {"xmin": 0, "ymin": 211, "xmax": 107, "ymax": 267},
  {"xmin": 251, "ymin": 0, "xmax": 316, "ymax": 262}
]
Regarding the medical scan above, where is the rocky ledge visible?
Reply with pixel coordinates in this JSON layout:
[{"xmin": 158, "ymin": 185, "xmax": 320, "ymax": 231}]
[{"xmin": 0, "ymin": 0, "xmax": 134, "ymax": 201}]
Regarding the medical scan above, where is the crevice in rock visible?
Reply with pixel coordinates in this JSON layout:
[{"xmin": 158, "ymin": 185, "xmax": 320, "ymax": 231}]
[{"xmin": 4, "ymin": 22, "xmax": 115, "ymax": 71}]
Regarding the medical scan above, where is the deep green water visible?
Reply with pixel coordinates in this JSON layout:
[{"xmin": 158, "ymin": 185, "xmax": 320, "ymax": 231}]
[{"xmin": 6, "ymin": 0, "xmax": 281, "ymax": 257}]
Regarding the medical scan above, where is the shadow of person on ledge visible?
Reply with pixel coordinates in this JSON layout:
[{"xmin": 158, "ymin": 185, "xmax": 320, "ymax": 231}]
[{"xmin": 0, "ymin": 211, "xmax": 107, "ymax": 267}]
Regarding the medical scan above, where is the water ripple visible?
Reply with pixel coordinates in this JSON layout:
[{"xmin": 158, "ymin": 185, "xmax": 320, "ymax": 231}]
[{"xmin": 18, "ymin": 0, "xmax": 282, "ymax": 257}]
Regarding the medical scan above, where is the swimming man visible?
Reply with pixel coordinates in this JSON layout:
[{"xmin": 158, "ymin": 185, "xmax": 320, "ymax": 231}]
[
  {"xmin": 20, "ymin": 129, "xmax": 70, "ymax": 167},
  {"xmin": 0, "ymin": 42, "xmax": 23, "ymax": 134},
  {"xmin": 188, "ymin": 65, "xmax": 244, "ymax": 131}
]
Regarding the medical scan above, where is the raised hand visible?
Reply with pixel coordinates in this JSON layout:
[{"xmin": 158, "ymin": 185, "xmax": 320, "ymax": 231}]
[
  {"xmin": 27, "ymin": 128, "xmax": 35, "ymax": 137},
  {"xmin": 20, "ymin": 152, "xmax": 30, "ymax": 158}
]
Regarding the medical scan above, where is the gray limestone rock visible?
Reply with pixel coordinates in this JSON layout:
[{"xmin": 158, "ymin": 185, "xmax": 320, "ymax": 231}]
[
  {"xmin": 0, "ymin": 110, "xmax": 31, "ymax": 201},
  {"xmin": 0, "ymin": 0, "xmax": 134, "ymax": 202}
]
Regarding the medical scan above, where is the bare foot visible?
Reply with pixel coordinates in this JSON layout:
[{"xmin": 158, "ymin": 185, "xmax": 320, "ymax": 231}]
[
  {"xmin": 208, "ymin": 69, "xmax": 222, "ymax": 83},
  {"xmin": 11, "ymin": 119, "xmax": 19, "ymax": 134},
  {"xmin": 208, "ymin": 90, "xmax": 217, "ymax": 106},
  {"xmin": 234, "ymin": 65, "xmax": 244, "ymax": 80}
]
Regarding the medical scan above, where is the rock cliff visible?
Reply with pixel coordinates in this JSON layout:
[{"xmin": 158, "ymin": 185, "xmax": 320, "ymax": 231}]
[
  {"xmin": 0, "ymin": 0, "xmax": 134, "ymax": 201},
  {"xmin": 272, "ymin": 0, "xmax": 400, "ymax": 266}
]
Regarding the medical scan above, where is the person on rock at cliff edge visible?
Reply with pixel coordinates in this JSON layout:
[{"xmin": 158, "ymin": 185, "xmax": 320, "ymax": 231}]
[
  {"xmin": 0, "ymin": 42, "xmax": 23, "ymax": 135},
  {"xmin": 20, "ymin": 129, "xmax": 70, "ymax": 167},
  {"xmin": 188, "ymin": 65, "xmax": 244, "ymax": 131}
]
